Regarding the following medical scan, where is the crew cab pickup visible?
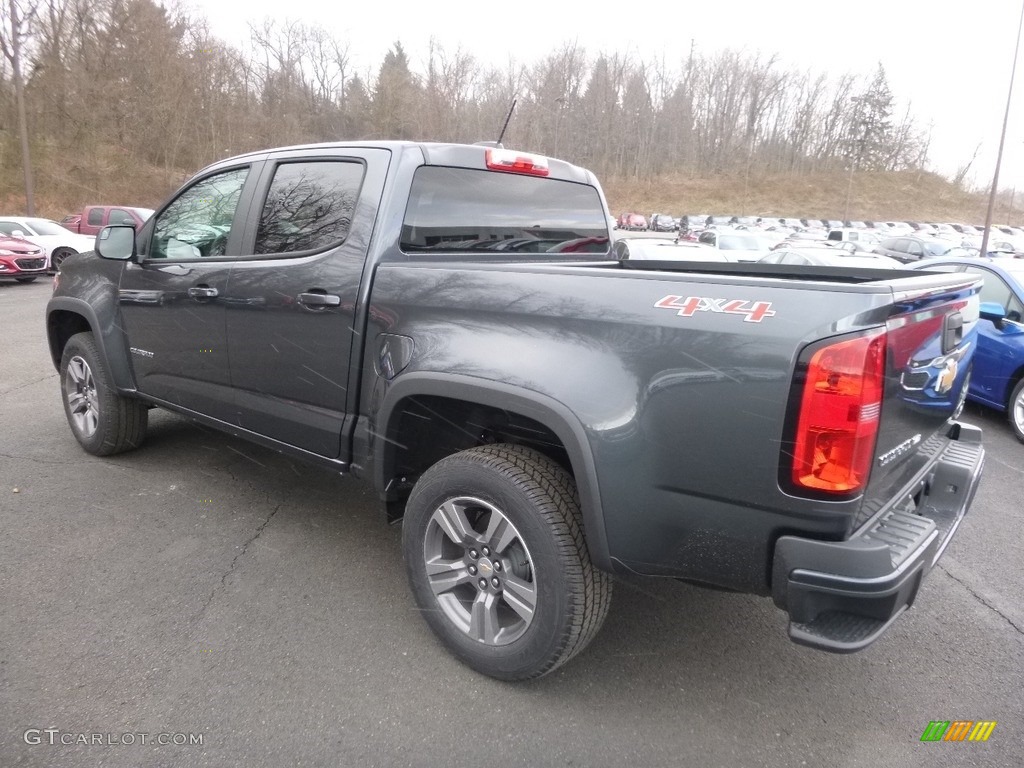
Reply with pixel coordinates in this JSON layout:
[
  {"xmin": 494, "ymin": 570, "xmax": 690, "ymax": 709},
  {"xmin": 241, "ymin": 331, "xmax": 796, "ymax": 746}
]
[
  {"xmin": 46, "ymin": 141, "xmax": 986, "ymax": 681},
  {"xmin": 60, "ymin": 205, "xmax": 154, "ymax": 237}
]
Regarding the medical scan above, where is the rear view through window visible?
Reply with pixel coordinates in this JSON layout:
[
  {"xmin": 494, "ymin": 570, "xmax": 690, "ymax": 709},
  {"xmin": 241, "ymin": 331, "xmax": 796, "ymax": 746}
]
[{"xmin": 401, "ymin": 166, "xmax": 610, "ymax": 257}]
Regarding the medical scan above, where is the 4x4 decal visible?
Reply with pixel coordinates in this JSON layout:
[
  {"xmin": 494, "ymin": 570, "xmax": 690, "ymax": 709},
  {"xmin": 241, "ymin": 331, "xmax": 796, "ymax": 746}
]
[{"xmin": 654, "ymin": 295, "xmax": 776, "ymax": 323}]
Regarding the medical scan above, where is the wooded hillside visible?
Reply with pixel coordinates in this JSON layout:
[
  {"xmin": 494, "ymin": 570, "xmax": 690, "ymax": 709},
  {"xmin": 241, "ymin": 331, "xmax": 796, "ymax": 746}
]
[{"xmin": 1, "ymin": 0, "xmax": 1009, "ymax": 223}]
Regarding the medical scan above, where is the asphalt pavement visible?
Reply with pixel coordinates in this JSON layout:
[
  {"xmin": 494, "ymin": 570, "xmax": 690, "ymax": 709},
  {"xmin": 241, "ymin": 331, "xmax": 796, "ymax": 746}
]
[{"xmin": 1, "ymin": 278, "xmax": 1021, "ymax": 768}]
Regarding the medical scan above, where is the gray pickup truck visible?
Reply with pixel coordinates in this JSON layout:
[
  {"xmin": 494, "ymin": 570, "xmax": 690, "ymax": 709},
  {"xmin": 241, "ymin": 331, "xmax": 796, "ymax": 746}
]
[{"xmin": 46, "ymin": 141, "xmax": 986, "ymax": 680}]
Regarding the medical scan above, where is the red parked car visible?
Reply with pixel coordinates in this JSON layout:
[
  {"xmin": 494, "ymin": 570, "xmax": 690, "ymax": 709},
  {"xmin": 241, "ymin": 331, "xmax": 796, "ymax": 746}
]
[
  {"xmin": 60, "ymin": 205, "xmax": 154, "ymax": 237},
  {"xmin": 0, "ymin": 235, "xmax": 48, "ymax": 283},
  {"xmin": 615, "ymin": 212, "xmax": 648, "ymax": 231}
]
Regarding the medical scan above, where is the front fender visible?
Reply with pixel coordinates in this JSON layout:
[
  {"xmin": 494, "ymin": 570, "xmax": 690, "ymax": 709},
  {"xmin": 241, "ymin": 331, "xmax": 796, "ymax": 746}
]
[{"xmin": 46, "ymin": 295, "xmax": 135, "ymax": 393}]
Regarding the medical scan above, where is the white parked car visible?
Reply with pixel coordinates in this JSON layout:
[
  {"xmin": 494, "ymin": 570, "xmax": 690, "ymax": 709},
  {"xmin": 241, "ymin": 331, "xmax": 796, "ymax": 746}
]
[
  {"xmin": 612, "ymin": 236, "xmax": 730, "ymax": 261},
  {"xmin": 759, "ymin": 246, "xmax": 903, "ymax": 269},
  {"xmin": 696, "ymin": 228, "xmax": 774, "ymax": 262},
  {"xmin": 0, "ymin": 216, "xmax": 96, "ymax": 271}
]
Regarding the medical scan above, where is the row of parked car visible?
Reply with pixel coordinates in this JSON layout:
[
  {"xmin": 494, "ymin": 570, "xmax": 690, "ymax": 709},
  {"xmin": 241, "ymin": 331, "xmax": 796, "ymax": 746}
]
[
  {"xmin": 611, "ymin": 218, "xmax": 1024, "ymax": 445},
  {"xmin": 616, "ymin": 212, "xmax": 1024, "ymax": 243},
  {"xmin": 5, "ymin": 196, "xmax": 1019, "ymax": 446},
  {"xmin": 0, "ymin": 205, "xmax": 154, "ymax": 283}
]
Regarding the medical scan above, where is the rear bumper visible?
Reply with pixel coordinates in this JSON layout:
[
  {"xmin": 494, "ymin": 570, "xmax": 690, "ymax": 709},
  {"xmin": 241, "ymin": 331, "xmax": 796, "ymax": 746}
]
[{"xmin": 772, "ymin": 421, "xmax": 985, "ymax": 652}]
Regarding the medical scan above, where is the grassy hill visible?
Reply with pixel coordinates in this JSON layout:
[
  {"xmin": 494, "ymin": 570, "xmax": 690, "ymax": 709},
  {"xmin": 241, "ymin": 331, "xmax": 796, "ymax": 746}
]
[
  {"xmin": 602, "ymin": 170, "xmax": 1017, "ymax": 228},
  {"xmin": 1, "ymin": 144, "xmax": 1016, "ymax": 229}
]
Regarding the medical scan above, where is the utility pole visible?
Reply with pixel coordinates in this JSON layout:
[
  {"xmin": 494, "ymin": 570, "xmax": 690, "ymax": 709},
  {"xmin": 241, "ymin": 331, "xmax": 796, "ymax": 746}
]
[{"xmin": 981, "ymin": 0, "xmax": 1024, "ymax": 257}]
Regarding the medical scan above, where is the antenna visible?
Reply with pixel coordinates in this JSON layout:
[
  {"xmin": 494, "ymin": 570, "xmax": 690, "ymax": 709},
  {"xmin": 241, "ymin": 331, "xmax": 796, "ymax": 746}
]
[{"xmin": 496, "ymin": 98, "xmax": 517, "ymax": 147}]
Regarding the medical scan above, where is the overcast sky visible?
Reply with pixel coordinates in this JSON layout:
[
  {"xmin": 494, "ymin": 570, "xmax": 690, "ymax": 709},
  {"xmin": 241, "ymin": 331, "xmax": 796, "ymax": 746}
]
[{"xmin": 187, "ymin": 0, "xmax": 1024, "ymax": 194}]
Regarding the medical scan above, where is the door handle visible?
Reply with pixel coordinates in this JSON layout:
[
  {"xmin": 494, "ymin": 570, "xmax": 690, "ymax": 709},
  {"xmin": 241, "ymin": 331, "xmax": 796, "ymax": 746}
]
[
  {"xmin": 188, "ymin": 286, "xmax": 219, "ymax": 299},
  {"xmin": 298, "ymin": 292, "xmax": 341, "ymax": 307}
]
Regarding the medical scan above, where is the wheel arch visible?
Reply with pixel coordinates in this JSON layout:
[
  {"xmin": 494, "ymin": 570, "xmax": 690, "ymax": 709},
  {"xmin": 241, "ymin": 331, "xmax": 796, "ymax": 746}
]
[
  {"xmin": 46, "ymin": 298, "xmax": 135, "ymax": 392},
  {"xmin": 1006, "ymin": 361, "xmax": 1024, "ymax": 407},
  {"xmin": 373, "ymin": 373, "xmax": 612, "ymax": 571}
]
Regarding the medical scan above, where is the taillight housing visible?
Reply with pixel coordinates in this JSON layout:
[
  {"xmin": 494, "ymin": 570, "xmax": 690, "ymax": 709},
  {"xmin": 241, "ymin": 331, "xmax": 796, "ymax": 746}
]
[
  {"xmin": 789, "ymin": 328, "xmax": 887, "ymax": 495},
  {"xmin": 485, "ymin": 148, "xmax": 550, "ymax": 177}
]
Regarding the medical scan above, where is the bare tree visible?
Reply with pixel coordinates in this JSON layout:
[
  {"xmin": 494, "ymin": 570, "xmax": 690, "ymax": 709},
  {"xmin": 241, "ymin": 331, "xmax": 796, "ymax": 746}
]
[
  {"xmin": 2, "ymin": 6, "xmax": 941, "ymax": 213},
  {"xmin": 1, "ymin": 0, "xmax": 40, "ymax": 213}
]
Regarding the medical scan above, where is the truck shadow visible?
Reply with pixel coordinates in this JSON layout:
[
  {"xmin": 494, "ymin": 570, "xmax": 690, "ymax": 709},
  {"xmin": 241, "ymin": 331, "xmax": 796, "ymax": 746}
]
[{"xmin": 118, "ymin": 408, "xmax": 1001, "ymax": 722}]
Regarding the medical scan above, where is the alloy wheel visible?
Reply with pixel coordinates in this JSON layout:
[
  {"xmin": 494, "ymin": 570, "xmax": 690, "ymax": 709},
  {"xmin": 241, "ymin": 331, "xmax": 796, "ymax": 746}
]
[
  {"xmin": 65, "ymin": 355, "xmax": 100, "ymax": 438},
  {"xmin": 422, "ymin": 496, "xmax": 537, "ymax": 646}
]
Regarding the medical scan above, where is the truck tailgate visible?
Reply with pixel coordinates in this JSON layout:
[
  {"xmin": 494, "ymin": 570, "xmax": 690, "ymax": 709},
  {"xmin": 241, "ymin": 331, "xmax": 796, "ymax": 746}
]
[{"xmin": 854, "ymin": 271, "xmax": 982, "ymax": 532}]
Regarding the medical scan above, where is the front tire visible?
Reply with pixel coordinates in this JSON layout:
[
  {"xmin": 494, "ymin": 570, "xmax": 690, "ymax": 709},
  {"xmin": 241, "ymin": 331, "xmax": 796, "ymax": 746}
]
[
  {"xmin": 402, "ymin": 444, "xmax": 612, "ymax": 681},
  {"xmin": 1010, "ymin": 378, "xmax": 1024, "ymax": 444},
  {"xmin": 60, "ymin": 332, "xmax": 148, "ymax": 455}
]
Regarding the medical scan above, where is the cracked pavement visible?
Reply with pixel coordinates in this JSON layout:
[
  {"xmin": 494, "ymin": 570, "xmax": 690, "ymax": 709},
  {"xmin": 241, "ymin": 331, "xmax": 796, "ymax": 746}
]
[{"xmin": 1, "ymin": 280, "xmax": 1022, "ymax": 768}]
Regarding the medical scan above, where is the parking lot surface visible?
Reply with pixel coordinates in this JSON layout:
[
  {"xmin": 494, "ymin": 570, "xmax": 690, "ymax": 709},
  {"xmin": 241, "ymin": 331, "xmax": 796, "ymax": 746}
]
[{"xmin": 1, "ymin": 279, "xmax": 1022, "ymax": 767}]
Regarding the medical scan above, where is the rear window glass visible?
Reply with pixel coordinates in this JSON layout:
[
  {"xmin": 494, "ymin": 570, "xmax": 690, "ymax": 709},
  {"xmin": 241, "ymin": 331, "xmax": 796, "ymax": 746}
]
[{"xmin": 400, "ymin": 166, "xmax": 610, "ymax": 257}]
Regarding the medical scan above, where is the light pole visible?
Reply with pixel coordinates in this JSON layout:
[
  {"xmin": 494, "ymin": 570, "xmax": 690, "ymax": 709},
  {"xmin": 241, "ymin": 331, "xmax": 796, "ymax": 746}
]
[{"xmin": 980, "ymin": 0, "xmax": 1024, "ymax": 256}]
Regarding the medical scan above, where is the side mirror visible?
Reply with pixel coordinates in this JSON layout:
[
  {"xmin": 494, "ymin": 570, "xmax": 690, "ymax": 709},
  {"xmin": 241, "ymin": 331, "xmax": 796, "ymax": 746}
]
[
  {"xmin": 96, "ymin": 225, "xmax": 137, "ymax": 261},
  {"xmin": 979, "ymin": 301, "xmax": 1006, "ymax": 323},
  {"xmin": 11, "ymin": 229, "xmax": 25, "ymax": 237}
]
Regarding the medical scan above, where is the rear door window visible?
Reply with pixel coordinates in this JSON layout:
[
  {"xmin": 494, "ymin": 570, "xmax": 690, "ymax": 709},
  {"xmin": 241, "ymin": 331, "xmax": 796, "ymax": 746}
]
[
  {"xmin": 400, "ymin": 166, "xmax": 609, "ymax": 258},
  {"xmin": 87, "ymin": 208, "xmax": 104, "ymax": 226},
  {"xmin": 253, "ymin": 161, "xmax": 364, "ymax": 255}
]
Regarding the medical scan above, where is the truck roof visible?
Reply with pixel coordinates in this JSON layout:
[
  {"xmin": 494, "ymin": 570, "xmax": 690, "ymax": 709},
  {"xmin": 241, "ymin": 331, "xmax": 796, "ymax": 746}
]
[{"xmin": 195, "ymin": 141, "xmax": 599, "ymax": 186}]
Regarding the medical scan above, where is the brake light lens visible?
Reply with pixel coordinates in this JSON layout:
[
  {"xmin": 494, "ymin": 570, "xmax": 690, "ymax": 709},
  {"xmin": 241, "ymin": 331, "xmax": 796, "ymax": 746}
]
[
  {"xmin": 485, "ymin": 148, "xmax": 550, "ymax": 176},
  {"xmin": 791, "ymin": 329, "xmax": 887, "ymax": 494}
]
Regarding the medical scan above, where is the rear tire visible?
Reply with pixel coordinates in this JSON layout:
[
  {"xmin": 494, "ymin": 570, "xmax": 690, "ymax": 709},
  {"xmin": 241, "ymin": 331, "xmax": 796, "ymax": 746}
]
[
  {"xmin": 1010, "ymin": 378, "xmax": 1024, "ymax": 444},
  {"xmin": 402, "ymin": 443, "xmax": 612, "ymax": 681},
  {"xmin": 60, "ymin": 332, "xmax": 148, "ymax": 455}
]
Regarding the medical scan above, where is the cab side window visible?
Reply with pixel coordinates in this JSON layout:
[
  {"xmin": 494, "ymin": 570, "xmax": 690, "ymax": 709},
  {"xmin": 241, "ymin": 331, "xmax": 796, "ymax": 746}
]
[
  {"xmin": 87, "ymin": 208, "xmax": 104, "ymax": 226},
  {"xmin": 253, "ymin": 161, "xmax": 364, "ymax": 255},
  {"xmin": 149, "ymin": 167, "xmax": 249, "ymax": 260}
]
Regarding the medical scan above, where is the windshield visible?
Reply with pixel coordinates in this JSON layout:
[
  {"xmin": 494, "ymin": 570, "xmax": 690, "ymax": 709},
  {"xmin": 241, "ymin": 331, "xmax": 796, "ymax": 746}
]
[
  {"xmin": 924, "ymin": 241, "xmax": 954, "ymax": 257},
  {"xmin": 24, "ymin": 219, "xmax": 69, "ymax": 236},
  {"xmin": 718, "ymin": 234, "xmax": 766, "ymax": 251},
  {"xmin": 943, "ymin": 247, "xmax": 977, "ymax": 259}
]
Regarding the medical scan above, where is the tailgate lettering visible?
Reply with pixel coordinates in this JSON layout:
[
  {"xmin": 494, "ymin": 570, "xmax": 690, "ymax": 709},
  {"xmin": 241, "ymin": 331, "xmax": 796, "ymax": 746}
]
[{"xmin": 877, "ymin": 434, "xmax": 922, "ymax": 467}]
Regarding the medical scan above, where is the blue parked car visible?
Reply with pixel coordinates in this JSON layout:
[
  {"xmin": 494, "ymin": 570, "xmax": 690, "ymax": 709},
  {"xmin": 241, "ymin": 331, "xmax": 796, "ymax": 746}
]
[{"xmin": 912, "ymin": 257, "xmax": 1024, "ymax": 442}]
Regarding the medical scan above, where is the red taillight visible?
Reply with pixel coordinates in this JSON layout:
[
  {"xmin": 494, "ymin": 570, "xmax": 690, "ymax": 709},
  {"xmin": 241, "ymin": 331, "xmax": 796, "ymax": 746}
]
[
  {"xmin": 485, "ymin": 148, "xmax": 550, "ymax": 176},
  {"xmin": 791, "ymin": 329, "xmax": 887, "ymax": 494}
]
